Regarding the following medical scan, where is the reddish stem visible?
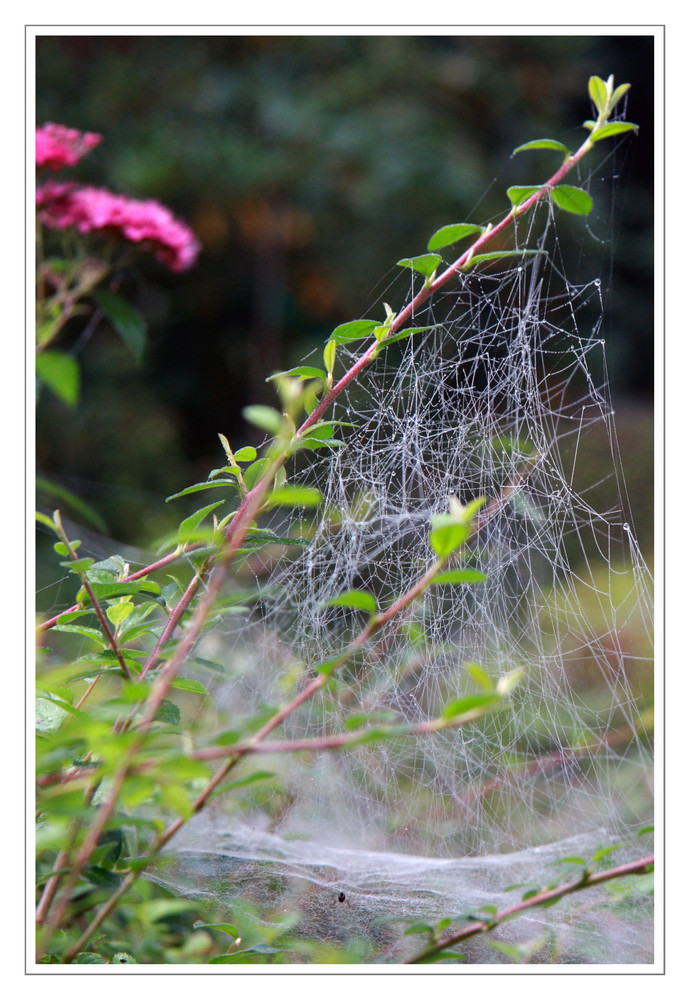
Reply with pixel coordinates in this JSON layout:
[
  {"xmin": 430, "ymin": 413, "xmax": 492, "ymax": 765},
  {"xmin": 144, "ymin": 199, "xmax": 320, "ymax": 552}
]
[{"xmin": 405, "ymin": 854, "xmax": 654, "ymax": 963}]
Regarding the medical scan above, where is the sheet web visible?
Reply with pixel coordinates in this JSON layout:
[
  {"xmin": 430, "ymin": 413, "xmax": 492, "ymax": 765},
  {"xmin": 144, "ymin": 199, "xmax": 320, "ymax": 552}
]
[{"xmin": 159, "ymin": 205, "xmax": 654, "ymax": 963}]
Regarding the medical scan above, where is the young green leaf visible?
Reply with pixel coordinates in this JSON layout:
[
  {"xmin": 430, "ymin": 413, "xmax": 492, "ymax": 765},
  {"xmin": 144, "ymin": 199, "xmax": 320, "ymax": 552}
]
[
  {"xmin": 588, "ymin": 75, "xmax": 608, "ymax": 114},
  {"xmin": 263, "ymin": 485, "xmax": 322, "ymax": 509},
  {"xmin": 53, "ymin": 540, "xmax": 78, "ymax": 556},
  {"xmin": 551, "ymin": 185, "xmax": 593, "ymax": 215},
  {"xmin": 233, "ymin": 446, "xmax": 257, "ymax": 462},
  {"xmin": 380, "ymin": 325, "xmax": 440, "ymax": 348},
  {"xmin": 166, "ymin": 478, "xmax": 240, "ymax": 502},
  {"xmin": 106, "ymin": 602, "xmax": 134, "ymax": 626},
  {"xmin": 242, "ymin": 405, "xmax": 284, "ymax": 436},
  {"xmin": 441, "ymin": 692, "xmax": 500, "ymax": 720},
  {"xmin": 513, "ymin": 139, "xmax": 571, "ymax": 158},
  {"xmin": 178, "ymin": 500, "xmax": 225, "ymax": 539},
  {"xmin": 426, "ymin": 223, "xmax": 483, "ymax": 252},
  {"xmin": 590, "ymin": 121, "xmax": 638, "ymax": 143},
  {"xmin": 429, "ymin": 520, "xmax": 469, "ymax": 558},
  {"xmin": 37, "ymin": 477, "xmax": 109, "ymax": 533},
  {"xmin": 463, "ymin": 250, "xmax": 547, "ymax": 271},
  {"xmin": 242, "ymin": 457, "xmax": 273, "ymax": 491},
  {"xmin": 35, "ymin": 510, "xmax": 58, "ymax": 532},
  {"xmin": 396, "ymin": 254, "xmax": 442, "ymax": 280},
  {"xmin": 266, "ymin": 366, "xmax": 326, "ymax": 383},
  {"xmin": 170, "ymin": 677, "xmax": 210, "ymax": 696},
  {"xmin": 323, "ymin": 337, "xmax": 337, "ymax": 378},
  {"xmin": 324, "ymin": 589, "xmax": 378, "ymax": 614},
  {"xmin": 36, "ymin": 350, "xmax": 80, "ymax": 407},
  {"xmin": 78, "ymin": 580, "xmax": 161, "ymax": 603},
  {"xmin": 466, "ymin": 662, "xmax": 494, "ymax": 691},
  {"xmin": 328, "ymin": 319, "xmax": 380, "ymax": 344},
  {"xmin": 610, "ymin": 82, "xmax": 631, "ymax": 111},
  {"xmin": 59, "ymin": 557, "xmax": 95, "ymax": 574},
  {"xmin": 52, "ymin": 623, "xmax": 105, "ymax": 643},
  {"xmin": 506, "ymin": 185, "xmax": 542, "ymax": 208}
]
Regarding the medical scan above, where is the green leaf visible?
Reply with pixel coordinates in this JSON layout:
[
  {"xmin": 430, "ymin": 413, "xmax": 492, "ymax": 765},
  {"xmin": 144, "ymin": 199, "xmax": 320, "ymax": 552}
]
[
  {"xmin": 36, "ymin": 477, "xmax": 108, "ymax": 533},
  {"xmin": 59, "ymin": 557, "xmax": 94, "ymax": 574},
  {"xmin": 610, "ymin": 82, "xmax": 631, "ymax": 110},
  {"xmin": 506, "ymin": 185, "xmax": 542, "ymax": 208},
  {"xmin": 178, "ymin": 500, "xmax": 225, "ymax": 539},
  {"xmin": 396, "ymin": 253, "xmax": 442, "ymax": 279},
  {"xmin": 513, "ymin": 138, "xmax": 571, "ymax": 157},
  {"xmin": 592, "ymin": 843, "xmax": 623, "ymax": 863},
  {"xmin": 465, "ymin": 250, "xmax": 547, "ymax": 271},
  {"xmin": 588, "ymin": 75, "xmax": 608, "ymax": 114},
  {"xmin": 429, "ymin": 520, "xmax": 469, "ymax": 557},
  {"xmin": 233, "ymin": 446, "xmax": 257, "ymax": 462},
  {"xmin": 431, "ymin": 569, "xmax": 487, "ymax": 585},
  {"xmin": 328, "ymin": 319, "xmax": 379, "ymax": 344},
  {"xmin": 417, "ymin": 950, "xmax": 466, "ymax": 964},
  {"xmin": 170, "ymin": 677, "xmax": 210, "ymax": 696},
  {"xmin": 427, "ymin": 223, "xmax": 483, "ymax": 252},
  {"xmin": 193, "ymin": 921, "xmax": 239, "ymax": 938},
  {"xmin": 156, "ymin": 700, "xmax": 181, "ymax": 725},
  {"xmin": 36, "ymin": 350, "xmax": 80, "ymax": 407},
  {"xmin": 92, "ymin": 288, "xmax": 147, "ymax": 363},
  {"xmin": 242, "ymin": 405, "xmax": 283, "ymax": 436},
  {"xmin": 52, "ymin": 623, "xmax": 104, "ymax": 643},
  {"xmin": 292, "ymin": 436, "xmax": 344, "ymax": 451},
  {"xmin": 404, "ymin": 921, "xmax": 435, "ymax": 936},
  {"xmin": 263, "ymin": 485, "xmax": 322, "ymax": 509},
  {"xmin": 590, "ymin": 121, "xmax": 638, "ymax": 143},
  {"xmin": 466, "ymin": 663, "xmax": 493, "ymax": 691},
  {"xmin": 209, "ymin": 945, "xmax": 282, "ymax": 963},
  {"xmin": 323, "ymin": 338, "xmax": 336, "ymax": 376},
  {"xmin": 266, "ymin": 366, "xmax": 326, "ymax": 382},
  {"xmin": 79, "ymin": 580, "xmax": 161, "ymax": 603},
  {"xmin": 35, "ymin": 510, "xmax": 57, "ymax": 532},
  {"xmin": 243, "ymin": 457, "xmax": 272, "ymax": 490},
  {"xmin": 551, "ymin": 185, "xmax": 593, "ymax": 215},
  {"xmin": 441, "ymin": 692, "xmax": 500, "ymax": 720},
  {"xmin": 166, "ymin": 479, "xmax": 239, "ymax": 502},
  {"xmin": 381, "ymin": 325, "xmax": 440, "ymax": 348},
  {"xmin": 106, "ymin": 602, "xmax": 134, "ymax": 626},
  {"xmin": 324, "ymin": 589, "xmax": 378, "ymax": 614}
]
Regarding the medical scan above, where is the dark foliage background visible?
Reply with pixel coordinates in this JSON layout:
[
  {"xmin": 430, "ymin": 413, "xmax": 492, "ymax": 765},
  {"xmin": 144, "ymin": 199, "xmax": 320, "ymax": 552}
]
[{"xmin": 35, "ymin": 33, "xmax": 654, "ymax": 559}]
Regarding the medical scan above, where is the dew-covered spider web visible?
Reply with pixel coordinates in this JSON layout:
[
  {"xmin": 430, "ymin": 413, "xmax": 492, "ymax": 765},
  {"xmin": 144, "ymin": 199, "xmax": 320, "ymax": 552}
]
[{"xmin": 155, "ymin": 198, "xmax": 654, "ymax": 963}]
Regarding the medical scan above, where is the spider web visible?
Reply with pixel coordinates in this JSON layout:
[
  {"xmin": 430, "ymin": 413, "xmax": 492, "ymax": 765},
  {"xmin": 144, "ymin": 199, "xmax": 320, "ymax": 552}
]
[{"xmin": 161, "ymin": 198, "xmax": 654, "ymax": 962}]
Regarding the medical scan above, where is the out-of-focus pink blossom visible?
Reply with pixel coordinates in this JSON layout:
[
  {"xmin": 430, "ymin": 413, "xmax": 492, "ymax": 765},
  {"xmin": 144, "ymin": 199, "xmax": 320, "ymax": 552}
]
[
  {"xmin": 37, "ymin": 182, "xmax": 201, "ymax": 272},
  {"xmin": 36, "ymin": 123, "xmax": 102, "ymax": 170}
]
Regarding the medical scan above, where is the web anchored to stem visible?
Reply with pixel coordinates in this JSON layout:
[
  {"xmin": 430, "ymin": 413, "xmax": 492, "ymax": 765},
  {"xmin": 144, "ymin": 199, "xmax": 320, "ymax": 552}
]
[{"xmin": 36, "ymin": 76, "xmax": 653, "ymax": 965}]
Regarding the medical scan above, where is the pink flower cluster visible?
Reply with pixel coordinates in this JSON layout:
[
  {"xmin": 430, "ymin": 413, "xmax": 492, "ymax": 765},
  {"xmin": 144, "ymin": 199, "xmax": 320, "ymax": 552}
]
[
  {"xmin": 37, "ymin": 182, "xmax": 201, "ymax": 272},
  {"xmin": 36, "ymin": 123, "xmax": 102, "ymax": 170},
  {"xmin": 36, "ymin": 123, "xmax": 200, "ymax": 272}
]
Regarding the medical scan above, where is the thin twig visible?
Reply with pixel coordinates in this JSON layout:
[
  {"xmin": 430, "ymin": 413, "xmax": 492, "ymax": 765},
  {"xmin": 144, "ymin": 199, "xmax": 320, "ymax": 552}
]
[{"xmin": 404, "ymin": 855, "xmax": 654, "ymax": 963}]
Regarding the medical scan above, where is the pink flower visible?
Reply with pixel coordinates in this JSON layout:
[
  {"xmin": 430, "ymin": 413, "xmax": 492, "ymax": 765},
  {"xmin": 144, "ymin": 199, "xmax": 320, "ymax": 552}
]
[
  {"xmin": 37, "ymin": 182, "xmax": 201, "ymax": 272},
  {"xmin": 36, "ymin": 123, "xmax": 102, "ymax": 171}
]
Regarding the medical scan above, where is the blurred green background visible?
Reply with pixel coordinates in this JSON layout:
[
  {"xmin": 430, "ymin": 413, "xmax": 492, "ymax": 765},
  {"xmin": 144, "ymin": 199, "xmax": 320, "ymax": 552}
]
[{"xmin": 35, "ymin": 33, "xmax": 654, "ymax": 578}]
